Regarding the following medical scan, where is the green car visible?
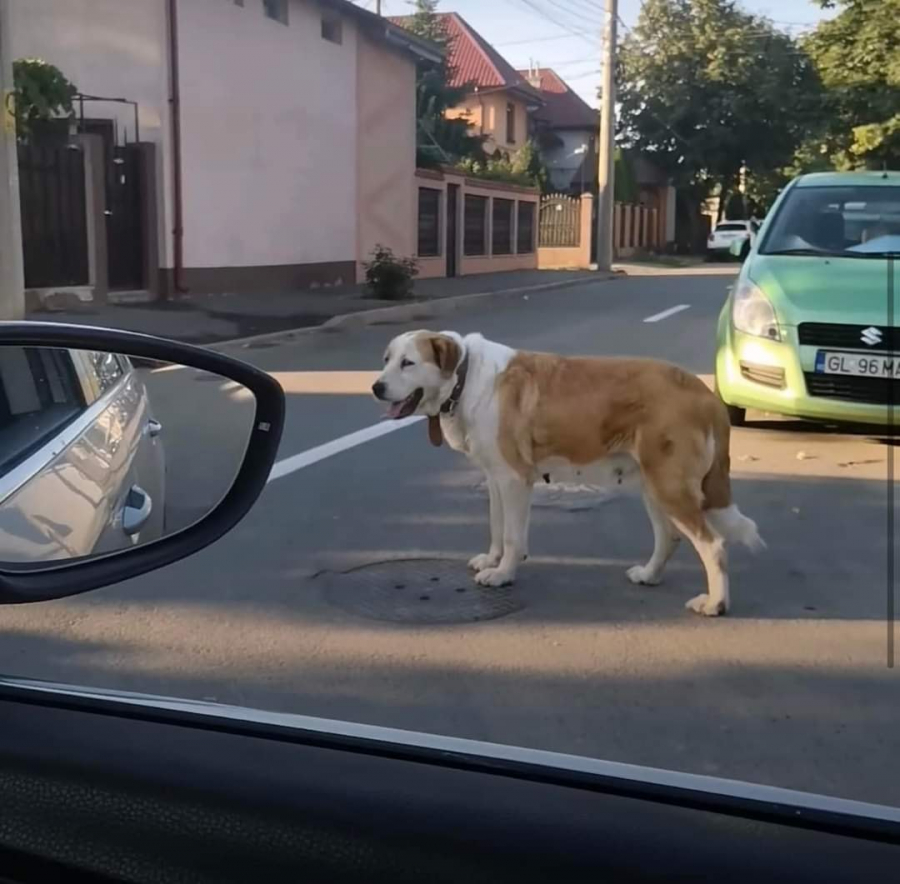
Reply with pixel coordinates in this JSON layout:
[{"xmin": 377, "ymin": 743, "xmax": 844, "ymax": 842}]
[{"xmin": 715, "ymin": 170, "xmax": 900, "ymax": 426}]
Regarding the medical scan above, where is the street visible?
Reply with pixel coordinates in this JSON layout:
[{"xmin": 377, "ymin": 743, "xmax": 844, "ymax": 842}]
[{"xmin": 2, "ymin": 267, "xmax": 898, "ymax": 806}]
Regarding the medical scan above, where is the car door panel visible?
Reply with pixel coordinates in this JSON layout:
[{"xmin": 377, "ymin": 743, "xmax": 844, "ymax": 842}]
[{"xmin": 0, "ymin": 689, "xmax": 896, "ymax": 884}]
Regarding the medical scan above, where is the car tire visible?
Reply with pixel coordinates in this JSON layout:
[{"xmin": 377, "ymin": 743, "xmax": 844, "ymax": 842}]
[{"xmin": 714, "ymin": 379, "xmax": 747, "ymax": 427}]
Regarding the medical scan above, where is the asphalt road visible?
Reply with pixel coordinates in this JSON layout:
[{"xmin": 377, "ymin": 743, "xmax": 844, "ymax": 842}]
[{"xmin": 2, "ymin": 266, "xmax": 898, "ymax": 806}]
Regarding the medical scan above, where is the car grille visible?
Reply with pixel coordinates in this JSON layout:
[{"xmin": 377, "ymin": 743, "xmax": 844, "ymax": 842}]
[
  {"xmin": 798, "ymin": 322, "xmax": 899, "ymax": 353},
  {"xmin": 740, "ymin": 362, "xmax": 785, "ymax": 388},
  {"xmin": 804, "ymin": 372, "xmax": 899, "ymax": 405}
]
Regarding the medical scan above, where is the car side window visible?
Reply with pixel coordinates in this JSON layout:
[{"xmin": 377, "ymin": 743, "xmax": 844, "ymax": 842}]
[{"xmin": 0, "ymin": 347, "xmax": 88, "ymax": 476}]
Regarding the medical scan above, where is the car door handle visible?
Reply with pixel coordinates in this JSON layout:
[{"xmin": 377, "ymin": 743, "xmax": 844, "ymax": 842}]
[
  {"xmin": 122, "ymin": 485, "xmax": 153, "ymax": 536},
  {"xmin": 146, "ymin": 419, "xmax": 163, "ymax": 438}
]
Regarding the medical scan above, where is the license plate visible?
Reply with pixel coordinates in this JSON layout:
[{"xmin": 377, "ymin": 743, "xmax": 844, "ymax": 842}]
[{"xmin": 815, "ymin": 351, "xmax": 900, "ymax": 379}]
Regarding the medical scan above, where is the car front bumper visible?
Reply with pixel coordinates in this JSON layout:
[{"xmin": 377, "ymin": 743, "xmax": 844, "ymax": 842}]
[{"xmin": 716, "ymin": 324, "xmax": 893, "ymax": 426}]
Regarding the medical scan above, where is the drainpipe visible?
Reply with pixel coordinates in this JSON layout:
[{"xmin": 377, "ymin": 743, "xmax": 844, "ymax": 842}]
[{"xmin": 167, "ymin": 0, "xmax": 187, "ymax": 295}]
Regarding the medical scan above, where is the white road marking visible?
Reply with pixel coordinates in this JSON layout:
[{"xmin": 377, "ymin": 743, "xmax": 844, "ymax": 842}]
[
  {"xmin": 267, "ymin": 416, "xmax": 424, "ymax": 482},
  {"xmin": 643, "ymin": 304, "xmax": 690, "ymax": 323}
]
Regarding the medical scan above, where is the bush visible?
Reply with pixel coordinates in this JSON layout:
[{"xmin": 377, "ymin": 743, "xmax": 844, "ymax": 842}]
[{"xmin": 363, "ymin": 245, "xmax": 419, "ymax": 300}]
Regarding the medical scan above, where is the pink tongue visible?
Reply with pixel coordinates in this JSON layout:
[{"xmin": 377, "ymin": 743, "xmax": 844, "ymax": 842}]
[{"xmin": 387, "ymin": 401, "xmax": 404, "ymax": 419}]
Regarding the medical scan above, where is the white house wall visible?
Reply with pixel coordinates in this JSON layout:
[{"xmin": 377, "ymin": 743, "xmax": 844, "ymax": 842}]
[{"xmin": 178, "ymin": 0, "xmax": 358, "ymax": 277}]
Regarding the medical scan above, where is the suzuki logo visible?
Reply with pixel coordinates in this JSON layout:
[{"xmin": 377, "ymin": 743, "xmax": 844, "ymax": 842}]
[{"xmin": 861, "ymin": 327, "xmax": 883, "ymax": 346}]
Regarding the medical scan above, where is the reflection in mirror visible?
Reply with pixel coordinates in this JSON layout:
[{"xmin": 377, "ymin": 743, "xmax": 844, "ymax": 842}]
[{"xmin": 0, "ymin": 347, "xmax": 255, "ymax": 568}]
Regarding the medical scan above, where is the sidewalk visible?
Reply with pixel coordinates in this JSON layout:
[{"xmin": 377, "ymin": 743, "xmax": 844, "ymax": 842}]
[{"xmin": 25, "ymin": 269, "xmax": 601, "ymax": 345}]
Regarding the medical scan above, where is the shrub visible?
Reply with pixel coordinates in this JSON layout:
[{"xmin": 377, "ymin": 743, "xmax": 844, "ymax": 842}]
[{"xmin": 363, "ymin": 245, "xmax": 419, "ymax": 300}]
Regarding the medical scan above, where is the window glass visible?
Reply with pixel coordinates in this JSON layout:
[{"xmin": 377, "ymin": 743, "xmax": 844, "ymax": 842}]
[{"xmin": 0, "ymin": 348, "xmax": 87, "ymax": 476}]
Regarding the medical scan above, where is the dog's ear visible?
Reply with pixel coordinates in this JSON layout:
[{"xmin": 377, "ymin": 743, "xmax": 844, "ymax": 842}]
[{"xmin": 430, "ymin": 335, "xmax": 461, "ymax": 376}]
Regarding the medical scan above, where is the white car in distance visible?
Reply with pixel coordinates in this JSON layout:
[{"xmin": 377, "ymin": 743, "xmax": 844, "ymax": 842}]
[{"xmin": 707, "ymin": 219, "xmax": 759, "ymax": 260}]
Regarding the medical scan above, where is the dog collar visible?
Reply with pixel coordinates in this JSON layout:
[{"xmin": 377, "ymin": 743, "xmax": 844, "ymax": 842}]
[{"xmin": 440, "ymin": 350, "xmax": 469, "ymax": 416}]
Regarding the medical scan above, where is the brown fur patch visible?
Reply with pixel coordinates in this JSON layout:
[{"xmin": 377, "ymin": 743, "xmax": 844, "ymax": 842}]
[
  {"xmin": 415, "ymin": 333, "xmax": 461, "ymax": 376},
  {"xmin": 496, "ymin": 353, "xmax": 732, "ymax": 532}
]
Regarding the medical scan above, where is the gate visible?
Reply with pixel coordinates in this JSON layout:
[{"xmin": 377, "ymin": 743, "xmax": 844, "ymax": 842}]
[
  {"xmin": 105, "ymin": 145, "xmax": 144, "ymax": 291},
  {"xmin": 539, "ymin": 193, "xmax": 581, "ymax": 248},
  {"xmin": 17, "ymin": 144, "xmax": 89, "ymax": 289}
]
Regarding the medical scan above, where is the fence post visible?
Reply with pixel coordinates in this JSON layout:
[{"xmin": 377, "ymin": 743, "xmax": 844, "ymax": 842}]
[
  {"xmin": 579, "ymin": 192, "xmax": 593, "ymax": 268},
  {"xmin": 74, "ymin": 133, "xmax": 109, "ymax": 305}
]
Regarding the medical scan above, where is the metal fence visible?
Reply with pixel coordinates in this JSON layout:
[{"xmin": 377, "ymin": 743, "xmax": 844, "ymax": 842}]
[{"xmin": 539, "ymin": 193, "xmax": 581, "ymax": 248}]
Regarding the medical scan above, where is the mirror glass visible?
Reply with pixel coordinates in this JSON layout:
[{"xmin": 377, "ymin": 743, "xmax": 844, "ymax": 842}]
[{"xmin": 0, "ymin": 346, "xmax": 255, "ymax": 568}]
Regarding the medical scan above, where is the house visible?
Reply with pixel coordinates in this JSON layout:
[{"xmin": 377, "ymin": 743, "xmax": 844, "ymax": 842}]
[
  {"xmin": 9, "ymin": 0, "xmax": 440, "ymax": 300},
  {"xmin": 392, "ymin": 12, "xmax": 543, "ymax": 158},
  {"xmin": 520, "ymin": 66, "xmax": 598, "ymax": 194}
]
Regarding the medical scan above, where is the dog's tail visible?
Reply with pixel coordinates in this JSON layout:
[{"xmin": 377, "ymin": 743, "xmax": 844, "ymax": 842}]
[
  {"xmin": 706, "ymin": 504, "xmax": 766, "ymax": 551},
  {"xmin": 702, "ymin": 408, "xmax": 765, "ymax": 551}
]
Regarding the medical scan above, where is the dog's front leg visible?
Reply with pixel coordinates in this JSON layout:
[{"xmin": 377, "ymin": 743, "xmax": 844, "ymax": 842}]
[
  {"xmin": 474, "ymin": 475, "xmax": 532, "ymax": 587},
  {"xmin": 468, "ymin": 476, "xmax": 504, "ymax": 572}
]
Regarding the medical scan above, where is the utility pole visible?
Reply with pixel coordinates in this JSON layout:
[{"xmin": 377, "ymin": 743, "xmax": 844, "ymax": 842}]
[
  {"xmin": 0, "ymin": 0, "xmax": 24, "ymax": 320},
  {"xmin": 595, "ymin": 0, "xmax": 617, "ymax": 272},
  {"xmin": 375, "ymin": 0, "xmax": 382, "ymax": 15}
]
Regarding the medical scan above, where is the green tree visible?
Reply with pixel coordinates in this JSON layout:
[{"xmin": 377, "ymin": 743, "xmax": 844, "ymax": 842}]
[
  {"xmin": 13, "ymin": 58, "xmax": 77, "ymax": 140},
  {"xmin": 803, "ymin": 0, "xmax": 900, "ymax": 169},
  {"xmin": 399, "ymin": 0, "xmax": 484, "ymax": 166},
  {"xmin": 616, "ymin": 0, "xmax": 822, "ymax": 228}
]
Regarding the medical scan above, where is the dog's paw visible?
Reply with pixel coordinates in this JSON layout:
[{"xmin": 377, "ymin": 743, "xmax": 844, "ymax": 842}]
[
  {"xmin": 468, "ymin": 552, "xmax": 501, "ymax": 572},
  {"xmin": 474, "ymin": 567, "xmax": 514, "ymax": 587},
  {"xmin": 626, "ymin": 565, "xmax": 661, "ymax": 586},
  {"xmin": 685, "ymin": 594, "xmax": 727, "ymax": 617}
]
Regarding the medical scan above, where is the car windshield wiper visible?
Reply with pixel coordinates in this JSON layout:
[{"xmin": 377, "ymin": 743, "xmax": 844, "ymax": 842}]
[
  {"xmin": 763, "ymin": 247, "xmax": 842, "ymax": 257},
  {"xmin": 763, "ymin": 247, "xmax": 894, "ymax": 259}
]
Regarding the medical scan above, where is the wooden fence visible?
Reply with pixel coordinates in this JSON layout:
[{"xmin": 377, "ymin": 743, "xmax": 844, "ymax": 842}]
[{"xmin": 614, "ymin": 202, "xmax": 658, "ymax": 257}]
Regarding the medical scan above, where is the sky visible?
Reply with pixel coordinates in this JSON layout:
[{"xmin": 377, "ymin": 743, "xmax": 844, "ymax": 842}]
[{"xmin": 355, "ymin": 0, "xmax": 833, "ymax": 107}]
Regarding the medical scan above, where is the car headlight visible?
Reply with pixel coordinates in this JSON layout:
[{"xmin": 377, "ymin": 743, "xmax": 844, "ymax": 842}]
[{"xmin": 732, "ymin": 280, "xmax": 781, "ymax": 341}]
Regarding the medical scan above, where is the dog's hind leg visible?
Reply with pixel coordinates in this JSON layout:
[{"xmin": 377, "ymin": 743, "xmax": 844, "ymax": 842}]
[
  {"xmin": 627, "ymin": 492, "xmax": 679, "ymax": 586},
  {"xmin": 474, "ymin": 473, "xmax": 533, "ymax": 587},
  {"xmin": 469, "ymin": 475, "xmax": 504, "ymax": 572}
]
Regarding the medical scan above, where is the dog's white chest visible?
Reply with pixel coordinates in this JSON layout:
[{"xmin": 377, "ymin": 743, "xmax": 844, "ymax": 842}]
[{"xmin": 535, "ymin": 454, "xmax": 641, "ymax": 492}]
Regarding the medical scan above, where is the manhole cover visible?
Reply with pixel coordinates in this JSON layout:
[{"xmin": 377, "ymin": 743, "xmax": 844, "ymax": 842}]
[{"xmin": 322, "ymin": 559, "xmax": 523, "ymax": 624}]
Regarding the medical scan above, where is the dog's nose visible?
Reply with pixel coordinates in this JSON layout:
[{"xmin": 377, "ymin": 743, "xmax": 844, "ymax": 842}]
[{"xmin": 372, "ymin": 380, "xmax": 386, "ymax": 400}]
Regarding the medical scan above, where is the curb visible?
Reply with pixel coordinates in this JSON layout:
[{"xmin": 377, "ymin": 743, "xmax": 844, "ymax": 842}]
[{"xmin": 213, "ymin": 273, "xmax": 618, "ymax": 351}]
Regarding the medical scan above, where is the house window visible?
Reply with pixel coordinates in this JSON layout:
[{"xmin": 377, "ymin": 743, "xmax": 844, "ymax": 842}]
[
  {"xmin": 464, "ymin": 195, "xmax": 488, "ymax": 256},
  {"xmin": 263, "ymin": 0, "xmax": 288, "ymax": 25},
  {"xmin": 321, "ymin": 15, "xmax": 342, "ymax": 44},
  {"xmin": 517, "ymin": 201, "xmax": 535, "ymax": 254},
  {"xmin": 418, "ymin": 188, "xmax": 441, "ymax": 257},
  {"xmin": 492, "ymin": 199, "xmax": 513, "ymax": 255},
  {"xmin": 506, "ymin": 102, "xmax": 516, "ymax": 145}
]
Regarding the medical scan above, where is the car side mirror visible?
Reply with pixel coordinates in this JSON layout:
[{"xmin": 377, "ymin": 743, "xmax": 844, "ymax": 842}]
[{"xmin": 0, "ymin": 323, "xmax": 284, "ymax": 603}]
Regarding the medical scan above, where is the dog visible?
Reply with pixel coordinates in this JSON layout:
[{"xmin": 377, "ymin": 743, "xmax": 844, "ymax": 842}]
[{"xmin": 372, "ymin": 330, "xmax": 764, "ymax": 616}]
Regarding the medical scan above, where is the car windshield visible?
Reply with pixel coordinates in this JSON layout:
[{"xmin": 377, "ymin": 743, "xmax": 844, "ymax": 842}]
[
  {"xmin": 761, "ymin": 185, "xmax": 900, "ymax": 257},
  {"xmin": 1, "ymin": 0, "xmax": 899, "ymax": 817}
]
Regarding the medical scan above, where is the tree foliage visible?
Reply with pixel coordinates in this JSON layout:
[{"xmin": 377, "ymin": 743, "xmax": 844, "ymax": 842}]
[
  {"xmin": 399, "ymin": 0, "xmax": 485, "ymax": 166},
  {"xmin": 617, "ymin": 0, "xmax": 823, "ymax": 213},
  {"xmin": 455, "ymin": 139, "xmax": 548, "ymax": 188},
  {"xmin": 13, "ymin": 58, "xmax": 77, "ymax": 139},
  {"xmin": 802, "ymin": 0, "xmax": 900, "ymax": 169}
]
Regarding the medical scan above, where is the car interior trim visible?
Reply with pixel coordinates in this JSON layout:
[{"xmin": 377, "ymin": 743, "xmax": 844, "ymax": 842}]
[{"xmin": 2, "ymin": 675, "xmax": 898, "ymax": 845}]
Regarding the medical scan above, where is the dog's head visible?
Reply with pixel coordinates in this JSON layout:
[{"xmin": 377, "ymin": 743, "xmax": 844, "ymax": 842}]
[{"xmin": 372, "ymin": 330, "xmax": 463, "ymax": 429}]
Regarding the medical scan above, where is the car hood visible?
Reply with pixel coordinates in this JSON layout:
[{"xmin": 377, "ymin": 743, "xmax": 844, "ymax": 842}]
[{"xmin": 748, "ymin": 255, "xmax": 894, "ymax": 327}]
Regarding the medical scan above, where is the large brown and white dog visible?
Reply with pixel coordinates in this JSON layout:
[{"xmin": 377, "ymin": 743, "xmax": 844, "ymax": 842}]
[{"xmin": 373, "ymin": 330, "xmax": 764, "ymax": 616}]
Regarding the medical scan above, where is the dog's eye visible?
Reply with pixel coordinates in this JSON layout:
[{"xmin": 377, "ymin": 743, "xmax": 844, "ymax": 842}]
[{"xmin": 401, "ymin": 359, "xmax": 414, "ymax": 369}]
